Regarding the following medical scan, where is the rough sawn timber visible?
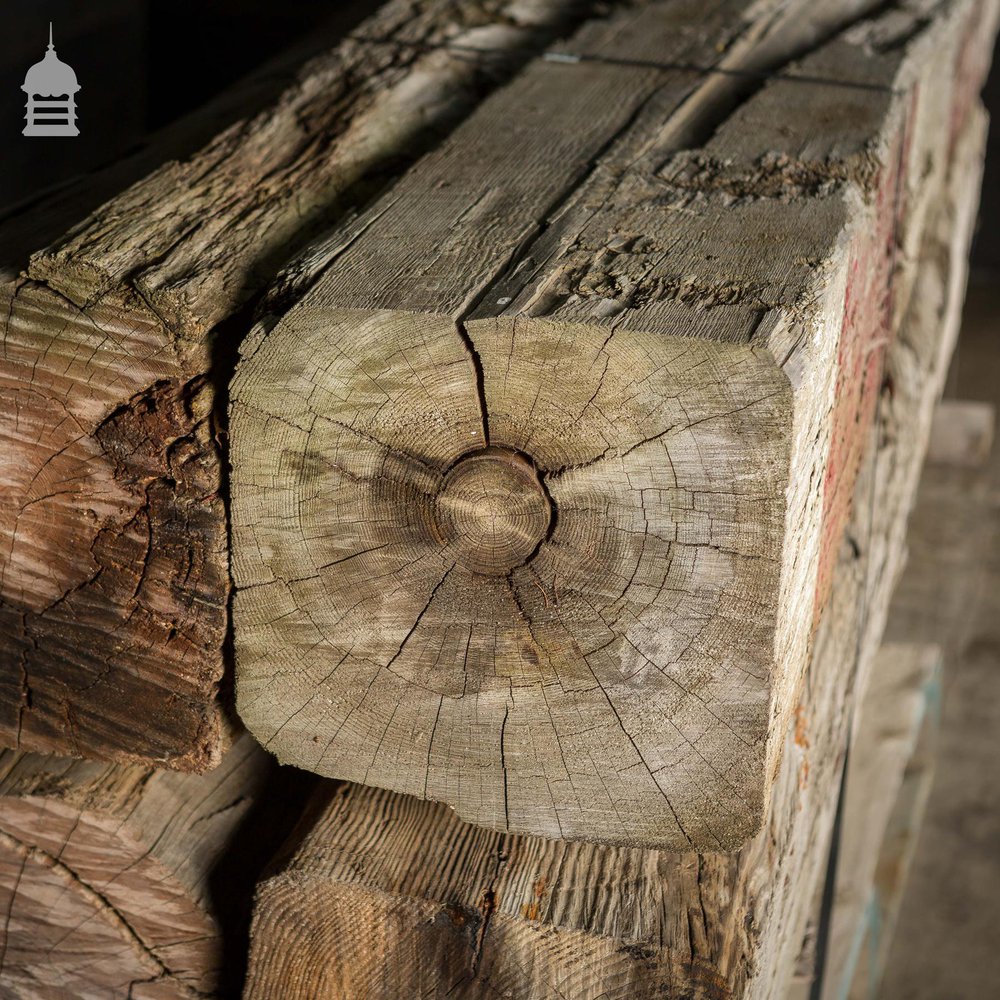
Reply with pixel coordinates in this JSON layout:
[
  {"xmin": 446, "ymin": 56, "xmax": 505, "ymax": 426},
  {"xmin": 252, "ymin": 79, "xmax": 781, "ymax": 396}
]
[
  {"xmin": 229, "ymin": 0, "xmax": 998, "ymax": 848},
  {"xmin": 790, "ymin": 393, "xmax": 1000, "ymax": 998},
  {"xmin": 877, "ymin": 375, "xmax": 1000, "ymax": 997},
  {"xmin": 819, "ymin": 643, "xmax": 942, "ymax": 1000},
  {"xmin": 0, "ymin": 734, "xmax": 271, "ymax": 999},
  {"xmin": 0, "ymin": 0, "xmax": 597, "ymax": 770},
  {"xmin": 240, "ymin": 32, "xmax": 992, "ymax": 998}
]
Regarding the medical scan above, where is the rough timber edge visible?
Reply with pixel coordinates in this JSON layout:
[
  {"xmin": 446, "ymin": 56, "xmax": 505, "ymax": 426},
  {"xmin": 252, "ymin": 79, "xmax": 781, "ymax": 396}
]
[{"xmin": 231, "ymin": 302, "xmax": 789, "ymax": 852}]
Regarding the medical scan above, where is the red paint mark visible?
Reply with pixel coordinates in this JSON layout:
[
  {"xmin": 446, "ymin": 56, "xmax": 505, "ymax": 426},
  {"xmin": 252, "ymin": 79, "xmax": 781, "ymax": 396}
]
[
  {"xmin": 795, "ymin": 705, "xmax": 811, "ymax": 789},
  {"xmin": 813, "ymin": 94, "xmax": 916, "ymax": 622},
  {"xmin": 815, "ymin": 1, "xmax": 990, "ymax": 621}
]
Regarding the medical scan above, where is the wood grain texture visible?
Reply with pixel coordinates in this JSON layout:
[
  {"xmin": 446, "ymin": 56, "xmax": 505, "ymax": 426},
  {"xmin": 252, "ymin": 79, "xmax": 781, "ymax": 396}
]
[
  {"xmin": 846, "ymin": 678, "xmax": 937, "ymax": 1000},
  {"xmin": 241, "ymin": 70, "xmax": 992, "ymax": 999},
  {"xmin": 0, "ymin": 2, "xmax": 380, "ymax": 283},
  {"xmin": 876, "ymin": 289, "xmax": 1000, "ymax": 998},
  {"xmin": 230, "ymin": 0, "xmax": 998, "ymax": 847},
  {"xmin": 792, "ymin": 386, "xmax": 997, "ymax": 997},
  {"xmin": 820, "ymin": 644, "xmax": 942, "ymax": 1000},
  {"xmin": 0, "ymin": 0, "xmax": 597, "ymax": 770},
  {"xmin": 787, "ymin": 645, "xmax": 941, "ymax": 1000},
  {"xmin": 0, "ymin": 734, "xmax": 272, "ymax": 999}
]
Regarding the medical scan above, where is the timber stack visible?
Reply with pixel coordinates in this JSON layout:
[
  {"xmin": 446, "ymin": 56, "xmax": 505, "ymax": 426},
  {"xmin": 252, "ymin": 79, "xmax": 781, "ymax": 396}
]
[
  {"xmin": 0, "ymin": 0, "xmax": 595, "ymax": 771},
  {"xmin": 0, "ymin": 0, "xmax": 996, "ymax": 996},
  {"xmin": 0, "ymin": 735, "xmax": 277, "ymax": 997}
]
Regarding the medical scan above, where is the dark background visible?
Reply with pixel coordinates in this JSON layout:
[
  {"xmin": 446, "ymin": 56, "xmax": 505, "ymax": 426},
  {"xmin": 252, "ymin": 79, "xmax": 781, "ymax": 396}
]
[
  {"xmin": 0, "ymin": 1, "xmax": 373, "ymax": 212},
  {"xmin": 1, "ymin": 1, "xmax": 998, "ymax": 267}
]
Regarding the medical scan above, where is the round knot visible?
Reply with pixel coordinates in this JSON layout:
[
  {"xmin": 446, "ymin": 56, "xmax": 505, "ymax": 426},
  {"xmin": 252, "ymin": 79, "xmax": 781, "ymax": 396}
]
[{"xmin": 435, "ymin": 447, "xmax": 552, "ymax": 575}]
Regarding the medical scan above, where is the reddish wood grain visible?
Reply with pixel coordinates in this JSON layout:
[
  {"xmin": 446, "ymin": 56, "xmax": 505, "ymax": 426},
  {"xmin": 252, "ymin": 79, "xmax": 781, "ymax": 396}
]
[{"xmin": 814, "ymin": 101, "xmax": 913, "ymax": 621}]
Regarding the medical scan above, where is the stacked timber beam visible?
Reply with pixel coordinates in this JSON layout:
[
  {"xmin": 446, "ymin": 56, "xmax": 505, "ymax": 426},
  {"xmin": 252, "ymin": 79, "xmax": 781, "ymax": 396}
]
[
  {"xmin": 0, "ymin": 1, "xmax": 382, "ymax": 282},
  {"xmin": 789, "ymin": 643, "xmax": 942, "ymax": 1000},
  {"xmin": 0, "ymin": 4, "xmax": 626, "ymax": 995},
  {"xmin": 871, "ymin": 394, "xmax": 999, "ymax": 996},
  {"xmin": 0, "ymin": 0, "xmax": 994, "ymax": 997},
  {"xmin": 0, "ymin": 736, "xmax": 276, "ymax": 999},
  {"xmin": 790, "ymin": 399, "xmax": 997, "ymax": 999},
  {"xmin": 235, "ymin": 0, "xmax": 998, "ymax": 997},
  {"xmin": 230, "ymin": 0, "xmax": 997, "ymax": 850},
  {"xmin": 0, "ymin": 0, "xmax": 600, "ymax": 770}
]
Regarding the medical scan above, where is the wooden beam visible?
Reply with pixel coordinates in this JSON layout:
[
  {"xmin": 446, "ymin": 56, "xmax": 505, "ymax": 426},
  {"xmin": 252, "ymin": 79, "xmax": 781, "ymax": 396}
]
[
  {"xmin": 820, "ymin": 643, "xmax": 942, "ymax": 1000},
  {"xmin": 788, "ymin": 644, "xmax": 941, "ymax": 1000},
  {"xmin": 241, "ymin": 32, "xmax": 992, "ymax": 999},
  {"xmin": 0, "ymin": 1, "xmax": 378, "ymax": 282},
  {"xmin": 0, "ymin": 0, "xmax": 597, "ymax": 770},
  {"xmin": 230, "ymin": 0, "xmax": 998, "ymax": 848},
  {"xmin": 0, "ymin": 735, "xmax": 274, "ymax": 998},
  {"xmin": 794, "ymin": 384, "xmax": 999, "ymax": 997},
  {"xmin": 877, "ymin": 372, "xmax": 1000, "ymax": 994},
  {"xmin": 851, "ymin": 682, "xmax": 938, "ymax": 1000}
]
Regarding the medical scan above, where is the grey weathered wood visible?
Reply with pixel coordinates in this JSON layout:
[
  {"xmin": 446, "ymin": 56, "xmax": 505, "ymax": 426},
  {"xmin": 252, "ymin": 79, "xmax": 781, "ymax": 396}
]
[
  {"xmin": 0, "ymin": 0, "xmax": 595, "ymax": 771},
  {"xmin": 0, "ymin": 2, "xmax": 378, "ymax": 282},
  {"xmin": 848, "ymin": 690, "xmax": 937, "ymax": 1000},
  {"xmin": 820, "ymin": 643, "xmax": 942, "ymax": 1000},
  {"xmin": 794, "ymin": 386, "xmax": 998, "ymax": 997},
  {"xmin": 877, "ymin": 293, "xmax": 1000, "ymax": 996},
  {"xmin": 0, "ymin": 735, "xmax": 272, "ymax": 999},
  {"xmin": 231, "ymin": 0, "xmax": 998, "ymax": 848},
  {"xmin": 787, "ymin": 646, "xmax": 941, "ymax": 1000},
  {"xmin": 241, "ymin": 13, "xmax": 993, "ymax": 998}
]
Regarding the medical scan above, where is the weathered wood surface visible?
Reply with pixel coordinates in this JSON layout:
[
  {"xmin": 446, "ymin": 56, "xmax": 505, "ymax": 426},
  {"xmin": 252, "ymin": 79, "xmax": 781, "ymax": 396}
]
[
  {"xmin": 846, "ymin": 679, "xmax": 937, "ymax": 1000},
  {"xmin": 230, "ymin": 0, "xmax": 998, "ymax": 848},
  {"xmin": 787, "ymin": 646, "xmax": 940, "ymax": 1000},
  {"xmin": 792, "ymin": 392, "xmax": 997, "ymax": 998},
  {"xmin": 776, "ymin": 84, "xmax": 992, "ymax": 1000},
  {"xmin": 241, "ymin": 40, "xmax": 992, "ymax": 999},
  {"xmin": 819, "ymin": 643, "xmax": 941, "ymax": 1000},
  {"xmin": 0, "ymin": 0, "xmax": 597, "ymax": 770},
  {"xmin": 0, "ymin": 734, "xmax": 273, "ymax": 999},
  {"xmin": 0, "ymin": 2, "xmax": 378, "ymax": 283},
  {"xmin": 877, "ymin": 300, "xmax": 1000, "ymax": 997}
]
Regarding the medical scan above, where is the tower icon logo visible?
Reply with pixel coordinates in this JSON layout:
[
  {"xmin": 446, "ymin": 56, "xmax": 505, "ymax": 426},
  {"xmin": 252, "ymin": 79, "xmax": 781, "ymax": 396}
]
[{"xmin": 22, "ymin": 23, "xmax": 80, "ymax": 137}]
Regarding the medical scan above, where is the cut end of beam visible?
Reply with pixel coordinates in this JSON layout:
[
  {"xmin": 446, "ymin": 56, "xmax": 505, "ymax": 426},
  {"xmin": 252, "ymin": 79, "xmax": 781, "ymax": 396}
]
[
  {"xmin": 230, "ymin": 307, "xmax": 787, "ymax": 850},
  {"xmin": 229, "ymin": 0, "xmax": 1000, "ymax": 850}
]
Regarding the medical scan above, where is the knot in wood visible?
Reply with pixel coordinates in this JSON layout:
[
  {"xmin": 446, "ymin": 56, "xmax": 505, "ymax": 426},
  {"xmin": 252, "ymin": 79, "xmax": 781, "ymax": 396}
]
[{"xmin": 435, "ymin": 447, "xmax": 551, "ymax": 575}]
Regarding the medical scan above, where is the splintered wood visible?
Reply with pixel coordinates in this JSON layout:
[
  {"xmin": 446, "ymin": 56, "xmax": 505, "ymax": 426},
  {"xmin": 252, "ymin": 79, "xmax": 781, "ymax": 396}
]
[
  {"xmin": 243, "ymin": 14, "xmax": 993, "ymax": 991},
  {"xmin": 230, "ymin": 0, "xmax": 998, "ymax": 848},
  {"xmin": 0, "ymin": 0, "xmax": 593, "ymax": 770},
  {"xmin": 0, "ymin": 736, "xmax": 271, "ymax": 999}
]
